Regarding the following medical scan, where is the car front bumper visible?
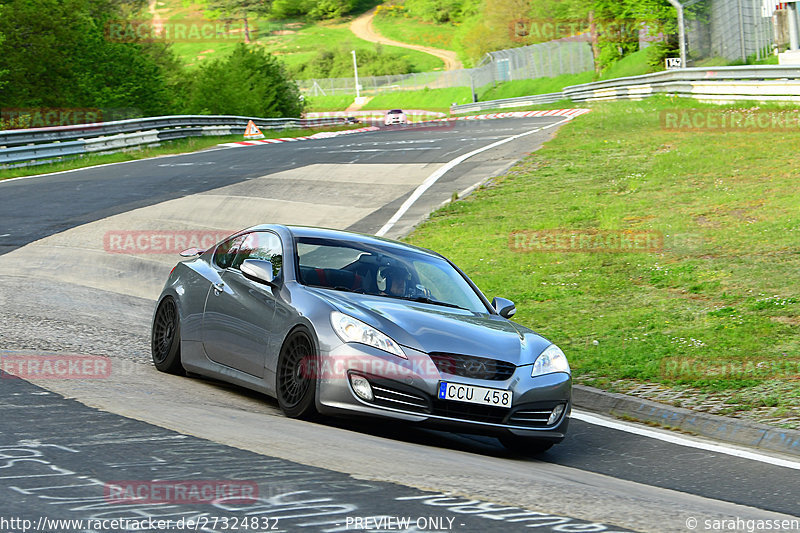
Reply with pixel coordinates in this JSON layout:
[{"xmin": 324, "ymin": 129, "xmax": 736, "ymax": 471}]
[{"xmin": 316, "ymin": 343, "xmax": 571, "ymax": 441}]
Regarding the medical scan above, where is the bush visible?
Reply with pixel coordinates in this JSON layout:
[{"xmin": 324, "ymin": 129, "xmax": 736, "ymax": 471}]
[
  {"xmin": 404, "ymin": 0, "xmax": 476, "ymax": 23},
  {"xmin": 270, "ymin": 0, "xmax": 356, "ymax": 20},
  {"xmin": 186, "ymin": 44, "xmax": 304, "ymax": 117},
  {"xmin": 292, "ymin": 43, "xmax": 415, "ymax": 78},
  {"xmin": 646, "ymin": 39, "xmax": 679, "ymax": 71}
]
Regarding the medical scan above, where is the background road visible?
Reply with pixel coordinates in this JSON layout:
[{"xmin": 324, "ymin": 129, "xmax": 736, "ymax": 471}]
[
  {"xmin": 0, "ymin": 119, "xmax": 558, "ymax": 256},
  {"xmin": 1, "ymin": 118, "xmax": 798, "ymax": 532}
]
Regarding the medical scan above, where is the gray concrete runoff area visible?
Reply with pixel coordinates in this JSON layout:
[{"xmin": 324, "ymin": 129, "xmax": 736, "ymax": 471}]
[{"xmin": 0, "ymin": 117, "xmax": 798, "ymax": 532}]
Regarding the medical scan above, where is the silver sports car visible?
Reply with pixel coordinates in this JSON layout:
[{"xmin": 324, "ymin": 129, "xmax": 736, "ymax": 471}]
[{"xmin": 151, "ymin": 225, "xmax": 571, "ymax": 452}]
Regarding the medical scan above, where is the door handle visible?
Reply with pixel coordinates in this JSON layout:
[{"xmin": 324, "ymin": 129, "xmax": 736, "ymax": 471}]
[{"xmin": 212, "ymin": 282, "xmax": 225, "ymax": 293}]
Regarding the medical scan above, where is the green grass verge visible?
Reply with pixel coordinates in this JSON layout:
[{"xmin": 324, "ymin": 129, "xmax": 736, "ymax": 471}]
[
  {"xmin": 0, "ymin": 124, "xmax": 362, "ymax": 181},
  {"xmin": 693, "ymin": 54, "xmax": 780, "ymax": 68},
  {"xmin": 600, "ymin": 48, "xmax": 654, "ymax": 79},
  {"xmin": 478, "ymin": 73, "xmax": 595, "ymax": 100},
  {"xmin": 305, "ymin": 93, "xmax": 357, "ymax": 111},
  {"xmin": 361, "ymin": 87, "xmax": 473, "ymax": 111},
  {"xmin": 405, "ymin": 96, "xmax": 800, "ymax": 400}
]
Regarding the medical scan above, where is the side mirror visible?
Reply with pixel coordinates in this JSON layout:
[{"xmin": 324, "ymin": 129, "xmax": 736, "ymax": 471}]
[
  {"xmin": 240, "ymin": 259, "xmax": 276, "ymax": 286},
  {"xmin": 179, "ymin": 247, "xmax": 203, "ymax": 257},
  {"xmin": 492, "ymin": 297, "xmax": 516, "ymax": 318}
]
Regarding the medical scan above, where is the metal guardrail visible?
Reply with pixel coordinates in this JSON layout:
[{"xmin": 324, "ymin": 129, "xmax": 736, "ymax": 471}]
[
  {"xmin": 0, "ymin": 115, "xmax": 347, "ymax": 167},
  {"xmin": 451, "ymin": 66, "xmax": 800, "ymax": 113},
  {"xmin": 450, "ymin": 92, "xmax": 564, "ymax": 114}
]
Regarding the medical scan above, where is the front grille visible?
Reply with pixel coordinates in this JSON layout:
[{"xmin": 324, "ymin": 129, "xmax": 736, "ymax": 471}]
[
  {"xmin": 432, "ymin": 400, "xmax": 565, "ymax": 428},
  {"xmin": 429, "ymin": 353, "xmax": 516, "ymax": 381},
  {"xmin": 362, "ymin": 376, "xmax": 430, "ymax": 413},
  {"xmin": 431, "ymin": 399, "xmax": 509, "ymax": 424}
]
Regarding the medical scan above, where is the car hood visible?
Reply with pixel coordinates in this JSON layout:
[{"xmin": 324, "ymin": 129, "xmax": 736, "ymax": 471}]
[{"xmin": 311, "ymin": 289, "xmax": 551, "ymax": 365}]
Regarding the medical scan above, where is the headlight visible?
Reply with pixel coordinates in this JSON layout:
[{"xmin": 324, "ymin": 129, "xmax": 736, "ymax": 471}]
[
  {"xmin": 331, "ymin": 312, "xmax": 406, "ymax": 359},
  {"xmin": 531, "ymin": 344, "xmax": 570, "ymax": 377}
]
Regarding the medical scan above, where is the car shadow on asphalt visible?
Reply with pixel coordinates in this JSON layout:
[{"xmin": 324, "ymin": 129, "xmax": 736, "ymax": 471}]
[{"xmin": 186, "ymin": 372, "xmax": 554, "ymax": 461}]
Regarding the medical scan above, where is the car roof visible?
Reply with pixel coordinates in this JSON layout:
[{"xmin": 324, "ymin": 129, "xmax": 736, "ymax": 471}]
[
  {"xmin": 387, "ymin": 109, "xmax": 404, "ymax": 113},
  {"xmin": 247, "ymin": 224, "xmax": 442, "ymax": 258}
]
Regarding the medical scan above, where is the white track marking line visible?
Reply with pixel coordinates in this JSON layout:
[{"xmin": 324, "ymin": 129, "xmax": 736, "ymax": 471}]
[
  {"xmin": 572, "ymin": 410, "xmax": 800, "ymax": 470},
  {"xmin": 375, "ymin": 117, "xmax": 571, "ymax": 237}
]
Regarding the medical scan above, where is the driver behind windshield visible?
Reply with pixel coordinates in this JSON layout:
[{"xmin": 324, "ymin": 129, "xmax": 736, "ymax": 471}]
[{"xmin": 379, "ymin": 266, "xmax": 410, "ymax": 298}]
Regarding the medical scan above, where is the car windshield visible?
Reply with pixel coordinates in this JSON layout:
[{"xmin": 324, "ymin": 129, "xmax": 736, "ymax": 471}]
[{"xmin": 294, "ymin": 237, "xmax": 489, "ymax": 313}]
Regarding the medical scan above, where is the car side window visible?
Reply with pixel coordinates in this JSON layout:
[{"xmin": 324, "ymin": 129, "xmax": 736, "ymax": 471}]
[
  {"xmin": 213, "ymin": 235, "xmax": 244, "ymax": 270},
  {"xmin": 232, "ymin": 231, "xmax": 283, "ymax": 277}
]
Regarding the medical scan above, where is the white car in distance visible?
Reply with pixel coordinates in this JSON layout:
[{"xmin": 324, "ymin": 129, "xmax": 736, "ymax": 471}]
[{"xmin": 384, "ymin": 109, "xmax": 407, "ymax": 126}]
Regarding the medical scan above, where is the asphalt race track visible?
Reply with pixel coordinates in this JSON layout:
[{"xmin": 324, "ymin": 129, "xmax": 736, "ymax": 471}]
[{"xmin": 1, "ymin": 118, "xmax": 798, "ymax": 532}]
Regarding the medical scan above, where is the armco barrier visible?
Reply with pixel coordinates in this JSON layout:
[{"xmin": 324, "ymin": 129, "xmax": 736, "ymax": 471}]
[
  {"xmin": 451, "ymin": 65, "xmax": 800, "ymax": 113},
  {"xmin": 0, "ymin": 115, "xmax": 347, "ymax": 167},
  {"xmin": 449, "ymin": 92, "xmax": 564, "ymax": 114}
]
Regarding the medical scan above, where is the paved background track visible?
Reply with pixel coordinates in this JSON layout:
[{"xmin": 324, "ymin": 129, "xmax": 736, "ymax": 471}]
[{"xmin": 1, "ymin": 118, "xmax": 798, "ymax": 532}]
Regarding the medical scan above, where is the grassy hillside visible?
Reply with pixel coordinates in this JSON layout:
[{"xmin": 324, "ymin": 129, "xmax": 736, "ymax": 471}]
[
  {"xmin": 371, "ymin": 4, "xmax": 460, "ymax": 52},
  {"xmin": 151, "ymin": 0, "xmax": 444, "ymax": 74}
]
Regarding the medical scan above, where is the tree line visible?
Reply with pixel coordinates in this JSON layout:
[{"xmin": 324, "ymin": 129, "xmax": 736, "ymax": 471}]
[
  {"xmin": 397, "ymin": 0, "xmax": 687, "ymax": 71},
  {"xmin": 0, "ymin": 0, "xmax": 305, "ymax": 128}
]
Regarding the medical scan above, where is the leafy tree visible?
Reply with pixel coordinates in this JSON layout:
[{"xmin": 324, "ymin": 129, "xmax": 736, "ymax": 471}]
[
  {"xmin": 483, "ymin": 0, "xmax": 681, "ymax": 73},
  {"xmin": 0, "ymin": 5, "xmax": 6, "ymax": 97},
  {"xmin": 269, "ymin": 0, "xmax": 311, "ymax": 18},
  {"xmin": 269, "ymin": 0, "xmax": 356, "ymax": 20},
  {"xmin": 0, "ymin": 0, "xmax": 178, "ymax": 116},
  {"xmin": 307, "ymin": 0, "xmax": 357, "ymax": 19},
  {"xmin": 186, "ymin": 43, "xmax": 303, "ymax": 117},
  {"xmin": 404, "ymin": 0, "xmax": 478, "ymax": 23},
  {"xmin": 207, "ymin": 0, "xmax": 272, "ymax": 43}
]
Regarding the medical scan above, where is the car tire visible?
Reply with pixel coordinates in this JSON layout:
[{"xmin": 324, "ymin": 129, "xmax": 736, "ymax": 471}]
[
  {"xmin": 151, "ymin": 297, "xmax": 184, "ymax": 374},
  {"xmin": 499, "ymin": 435, "xmax": 554, "ymax": 454},
  {"xmin": 277, "ymin": 329, "xmax": 318, "ymax": 419}
]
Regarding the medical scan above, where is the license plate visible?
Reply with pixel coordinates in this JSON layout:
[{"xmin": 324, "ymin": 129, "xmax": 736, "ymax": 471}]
[{"xmin": 438, "ymin": 382, "xmax": 512, "ymax": 408}]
